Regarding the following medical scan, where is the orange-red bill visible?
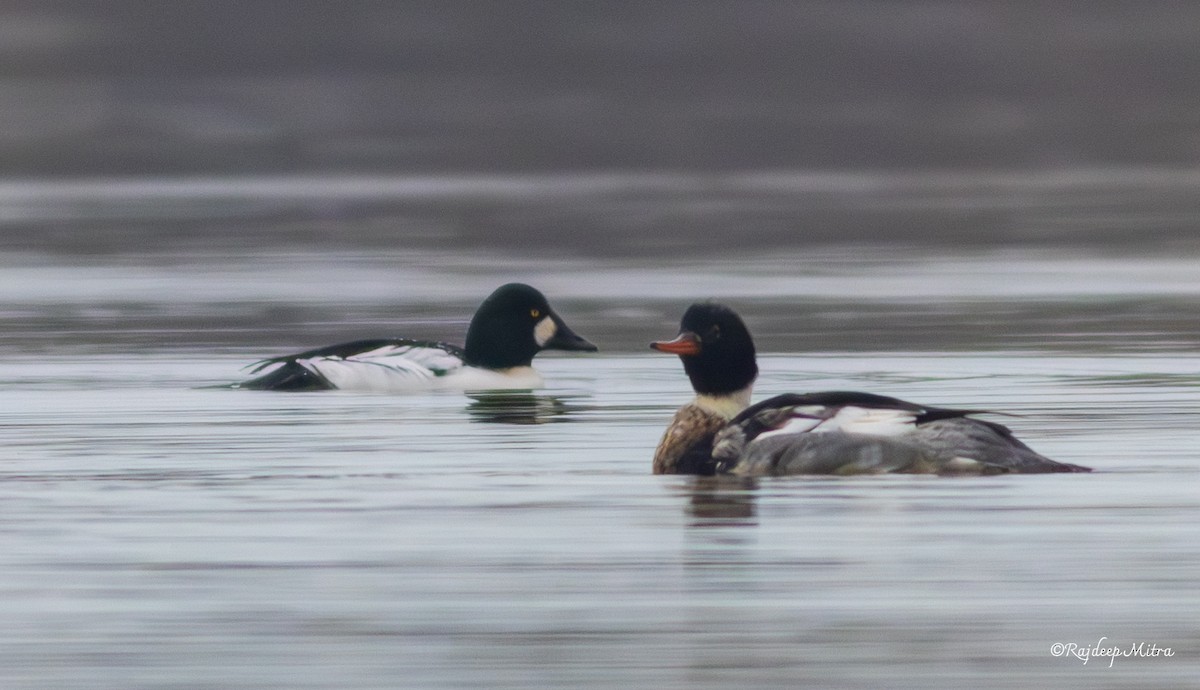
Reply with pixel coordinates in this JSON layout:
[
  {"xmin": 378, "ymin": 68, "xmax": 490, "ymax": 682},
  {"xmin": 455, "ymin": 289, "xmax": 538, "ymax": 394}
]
[{"xmin": 650, "ymin": 331, "xmax": 701, "ymax": 356}]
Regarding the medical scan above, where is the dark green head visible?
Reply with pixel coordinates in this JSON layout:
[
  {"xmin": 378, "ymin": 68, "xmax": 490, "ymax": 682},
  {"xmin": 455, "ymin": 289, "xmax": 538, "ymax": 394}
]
[
  {"xmin": 651, "ymin": 302, "xmax": 758, "ymax": 395},
  {"xmin": 463, "ymin": 283, "xmax": 598, "ymax": 369}
]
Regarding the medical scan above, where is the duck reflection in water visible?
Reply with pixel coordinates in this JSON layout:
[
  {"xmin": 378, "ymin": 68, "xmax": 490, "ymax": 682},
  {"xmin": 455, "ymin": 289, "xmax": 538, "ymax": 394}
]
[
  {"xmin": 683, "ymin": 476, "xmax": 759, "ymax": 526},
  {"xmin": 466, "ymin": 391, "xmax": 578, "ymax": 425}
]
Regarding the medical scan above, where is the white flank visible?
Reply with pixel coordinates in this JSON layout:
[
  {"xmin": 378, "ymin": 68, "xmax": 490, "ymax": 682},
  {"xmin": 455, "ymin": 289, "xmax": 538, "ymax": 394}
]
[
  {"xmin": 451, "ymin": 366, "xmax": 544, "ymax": 391},
  {"xmin": 941, "ymin": 456, "xmax": 985, "ymax": 472},
  {"xmin": 293, "ymin": 343, "xmax": 544, "ymax": 393},
  {"xmin": 533, "ymin": 316, "xmax": 557, "ymax": 347}
]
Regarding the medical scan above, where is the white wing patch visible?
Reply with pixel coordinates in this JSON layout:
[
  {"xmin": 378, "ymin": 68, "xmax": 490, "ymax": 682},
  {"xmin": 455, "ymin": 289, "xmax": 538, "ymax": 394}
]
[
  {"xmin": 300, "ymin": 343, "xmax": 466, "ymax": 392},
  {"xmin": 754, "ymin": 415, "xmax": 824, "ymax": 441},
  {"xmin": 812, "ymin": 406, "xmax": 918, "ymax": 437},
  {"xmin": 755, "ymin": 405, "xmax": 919, "ymax": 442}
]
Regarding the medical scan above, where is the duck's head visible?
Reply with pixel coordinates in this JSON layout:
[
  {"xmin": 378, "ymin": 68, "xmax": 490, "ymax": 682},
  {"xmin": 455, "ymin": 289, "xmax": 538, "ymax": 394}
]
[
  {"xmin": 649, "ymin": 302, "xmax": 758, "ymax": 474},
  {"xmin": 464, "ymin": 283, "xmax": 598, "ymax": 369},
  {"xmin": 651, "ymin": 302, "xmax": 758, "ymax": 400}
]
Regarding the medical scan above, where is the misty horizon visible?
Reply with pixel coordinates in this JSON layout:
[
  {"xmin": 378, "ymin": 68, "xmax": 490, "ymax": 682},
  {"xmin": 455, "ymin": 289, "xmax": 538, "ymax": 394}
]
[{"xmin": 2, "ymin": 1, "xmax": 1199, "ymax": 177}]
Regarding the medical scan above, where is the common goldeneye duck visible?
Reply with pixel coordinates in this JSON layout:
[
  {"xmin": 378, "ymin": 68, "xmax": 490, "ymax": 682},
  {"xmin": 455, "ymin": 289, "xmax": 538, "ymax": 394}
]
[
  {"xmin": 650, "ymin": 302, "xmax": 1091, "ymax": 476},
  {"xmin": 234, "ymin": 283, "xmax": 597, "ymax": 392}
]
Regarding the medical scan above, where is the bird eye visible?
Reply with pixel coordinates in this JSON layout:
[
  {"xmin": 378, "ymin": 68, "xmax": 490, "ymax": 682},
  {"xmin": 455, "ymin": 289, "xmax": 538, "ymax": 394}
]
[
  {"xmin": 530, "ymin": 308, "xmax": 541, "ymax": 318},
  {"xmin": 709, "ymin": 324, "xmax": 721, "ymax": 338}
]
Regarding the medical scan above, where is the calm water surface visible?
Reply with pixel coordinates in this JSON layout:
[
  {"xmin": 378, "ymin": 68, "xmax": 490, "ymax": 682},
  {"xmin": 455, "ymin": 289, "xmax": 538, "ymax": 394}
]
[{"xmin": 1, "ymin": 252, "xmax": 1199, "ymax": 689}]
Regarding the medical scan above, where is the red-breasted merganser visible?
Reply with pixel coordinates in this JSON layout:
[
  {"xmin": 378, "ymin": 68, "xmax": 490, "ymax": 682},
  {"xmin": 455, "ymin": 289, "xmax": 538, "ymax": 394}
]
[{"xmin": 651, "ymin": 302, "xmax": 1090, "ymax": 476}]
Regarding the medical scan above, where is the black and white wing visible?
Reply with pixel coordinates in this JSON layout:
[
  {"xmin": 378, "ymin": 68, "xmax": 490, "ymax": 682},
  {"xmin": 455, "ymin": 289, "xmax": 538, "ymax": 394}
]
[
  {"xmin": 712, "ymin": 391, "xmax": 1087, "ymax": 475},
  {"xmin": 234, "ymin": 339, "xmax": 467, "ymax": 391},
  {"xmin": 711, "ymin": 392, "xmax": 941, "ymax": 474}
]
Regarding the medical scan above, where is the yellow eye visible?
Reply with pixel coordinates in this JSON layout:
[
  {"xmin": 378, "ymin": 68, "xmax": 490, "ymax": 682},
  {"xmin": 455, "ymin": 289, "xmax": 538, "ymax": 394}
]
[{"xmin": 530, "ymin": 308, "xmax": 541, "ymax": 318}]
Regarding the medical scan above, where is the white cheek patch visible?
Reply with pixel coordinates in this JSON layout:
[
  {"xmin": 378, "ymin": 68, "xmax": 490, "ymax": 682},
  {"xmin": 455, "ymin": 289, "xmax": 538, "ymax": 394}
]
[{"xmin": 534, "ymin": 316, "xmax": 557, "ymax": 347}]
